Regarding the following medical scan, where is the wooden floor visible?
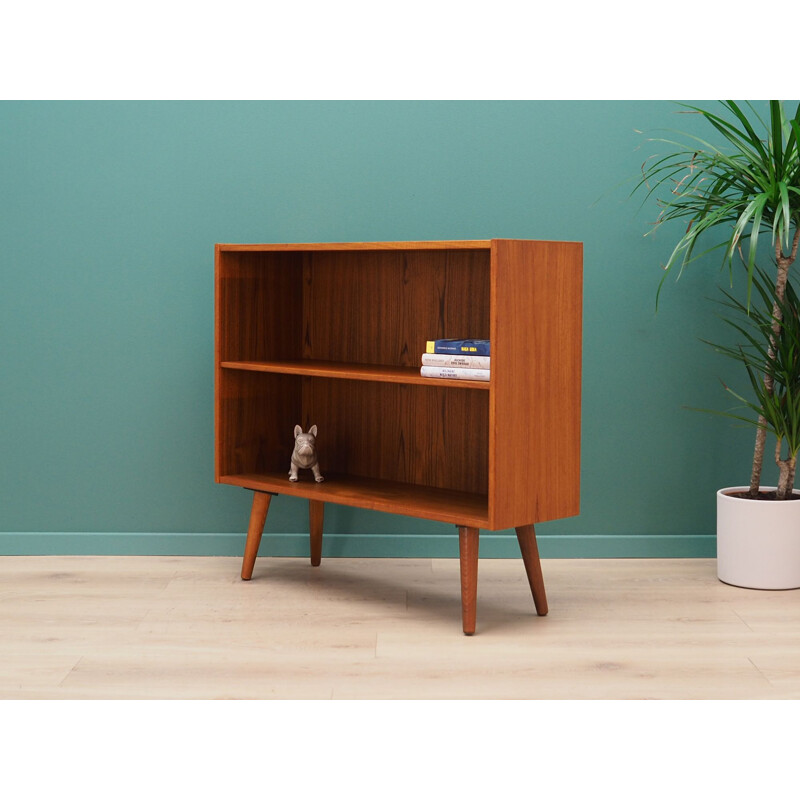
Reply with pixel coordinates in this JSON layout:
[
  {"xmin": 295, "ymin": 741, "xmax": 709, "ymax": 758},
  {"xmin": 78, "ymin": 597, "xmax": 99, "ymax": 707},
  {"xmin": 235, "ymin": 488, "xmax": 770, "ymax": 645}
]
[{"xmin": 1, "ymin": 555, "xmax": 799, "ymax": 699}]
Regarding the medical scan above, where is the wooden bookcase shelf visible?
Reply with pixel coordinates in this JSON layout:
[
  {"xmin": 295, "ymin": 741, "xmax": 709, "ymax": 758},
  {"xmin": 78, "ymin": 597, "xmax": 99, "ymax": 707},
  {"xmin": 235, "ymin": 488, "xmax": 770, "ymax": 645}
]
[
  {"xmin": 215, "ymin": 239, "xmax": 583, "ymax": 634},
  {"xmin": 218, "ymin": 472, "xmax": 490, "ymax": 528},
  {"xmin": 220, "ymin": 360, "xmax": 490, "ymax": 389}
]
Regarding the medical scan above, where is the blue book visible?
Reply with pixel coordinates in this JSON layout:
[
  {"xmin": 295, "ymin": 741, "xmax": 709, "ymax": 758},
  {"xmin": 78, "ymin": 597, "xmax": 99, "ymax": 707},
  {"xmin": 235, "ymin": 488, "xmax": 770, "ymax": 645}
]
[{"xmin": 425, "ymin": 338, "xmax": 490, "ymax": 356}]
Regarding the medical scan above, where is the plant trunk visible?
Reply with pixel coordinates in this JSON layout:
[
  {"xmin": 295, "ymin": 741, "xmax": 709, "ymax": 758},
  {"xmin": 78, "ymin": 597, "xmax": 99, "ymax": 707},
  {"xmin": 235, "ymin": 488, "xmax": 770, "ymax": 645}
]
[
  {"xmin": 749, "ymin": 229, "xmax": 800, "ymax": 496},
  {"xmin": 749, "ymin": 425, "xmax": 768, "ymax": 496},
  {"xmin": 775, "ymin": 437, "xmax": 798, "ymax": 499}
]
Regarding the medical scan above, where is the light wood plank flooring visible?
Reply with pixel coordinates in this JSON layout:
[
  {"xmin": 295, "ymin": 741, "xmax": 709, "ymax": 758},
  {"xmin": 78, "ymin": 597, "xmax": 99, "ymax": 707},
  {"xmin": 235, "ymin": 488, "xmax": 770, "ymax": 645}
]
[{"xmin": 1, "ymin": 555, "xmax": 799, "ymax": 699}]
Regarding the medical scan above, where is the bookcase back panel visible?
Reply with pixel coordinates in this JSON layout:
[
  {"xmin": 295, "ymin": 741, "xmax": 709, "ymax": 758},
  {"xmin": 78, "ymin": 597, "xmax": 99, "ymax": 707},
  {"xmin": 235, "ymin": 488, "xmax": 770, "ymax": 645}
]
[
  {"xmin": 302, "ymin": 378, "xmax": 489, "ymax": 495},
  {"xmin": 302, "ymin": 250, "xmax": 490, "ymax": 367},
  {"xmin": 216, "ymin": 370, "xmax": 301, "ymax": 477},
  {"xmin": 217, "ymin": 251, "xmax": 304, "ymax": 362},
  {"xmin": 217, "ymin": 371, "xmax": 489, "ymax": 495}
]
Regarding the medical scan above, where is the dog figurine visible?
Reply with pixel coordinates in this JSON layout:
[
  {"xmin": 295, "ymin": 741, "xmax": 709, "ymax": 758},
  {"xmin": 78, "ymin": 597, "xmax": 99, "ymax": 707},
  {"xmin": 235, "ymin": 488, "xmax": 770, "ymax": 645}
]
[{"xmin": 289, "ymin": 424, "xmax": 324, "ymax": 483}]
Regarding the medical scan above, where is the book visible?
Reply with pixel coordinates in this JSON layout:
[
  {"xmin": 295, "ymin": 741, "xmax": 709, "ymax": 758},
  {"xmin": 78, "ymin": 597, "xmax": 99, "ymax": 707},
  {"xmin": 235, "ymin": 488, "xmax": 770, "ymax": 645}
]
[
  {"xmin": 420, "ymin": 366, "xmax": 490, "ymax": 382},
  {"xmin": 421, "ymin": 353, "xmax": 491, "ymax": 370},
  {"xmin": 425, "ymin": 338, "xmax": 490, "ymax": 356}
]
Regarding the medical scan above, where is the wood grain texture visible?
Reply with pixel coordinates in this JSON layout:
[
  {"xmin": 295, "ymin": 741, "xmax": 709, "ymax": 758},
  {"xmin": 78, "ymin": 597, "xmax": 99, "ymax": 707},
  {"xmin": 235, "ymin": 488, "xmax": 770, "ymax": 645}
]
[
  {"xmin": 489, "ymin": 239, "xmax": 583, "ymax": 528},
  {"xmin": 299, "ymin": 378, "xmax": 488, "ymax": 494},
  {"xmin": 309, "ymin": 500, "xmax": 324, "ymax": 566},
  {"xmin": 5, "ymin": 557, "xmax": 800, "ymax": 699},
  {"xmin": 215, "ymin": 248, "xmax": 303, "ymax": 363},
  {"xmin": 215, "ymin": 247, "xmax": 303, "ymax": 480},
  {"xmin": 216, "ymin": 242, "xmax": 494, "ymax": 492},
  {"xmin": 302, "ymin": 248, "xmax": 489, "ymax": 367},
  {"xmin": 216, "ymin": 370, "xmax": 300, "ymax": 477},
  {"xmin": 515, "ymin": 523, "xmax": 548, "ymax": 615},
  {"xmin": 241, "ymin": 492, "xmax": 271, "ymax": 580},
  {"xmin": 219, "ymin": 472, "xmax": 489, "ymax": 528},
  {"xmin": 220, "ymin": 360, "xmax": 489, "ymax": 389},
  {"xmin": 458, "ymin": 527, "xmax": 479, "ymax": 635},
  {"xmin": 216, "ymin": 240, "xmax": 581, "ymax": 528}
]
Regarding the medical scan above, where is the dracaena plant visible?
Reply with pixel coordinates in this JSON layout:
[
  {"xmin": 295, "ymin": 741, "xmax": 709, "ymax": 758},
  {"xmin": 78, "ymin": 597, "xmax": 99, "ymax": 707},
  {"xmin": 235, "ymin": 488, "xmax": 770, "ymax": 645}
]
[
  {"xmin": 635, "ymin": 100, "xmax": 800, "ymax": 498},
  {"xmin": 706, "ymin": 268, "xmax": 800, "ymax": 499}
]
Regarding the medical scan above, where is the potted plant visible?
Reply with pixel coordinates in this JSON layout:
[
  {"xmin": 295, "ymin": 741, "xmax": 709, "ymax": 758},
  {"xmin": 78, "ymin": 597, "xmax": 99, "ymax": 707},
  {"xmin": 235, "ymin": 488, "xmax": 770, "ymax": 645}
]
[
  {"xmin": 635, "ymin": 100, "xmax": 800, "ymax": 589},
  {"xmin": 710, "ymin": 269, "xmax": 800, "ymax": 587}
]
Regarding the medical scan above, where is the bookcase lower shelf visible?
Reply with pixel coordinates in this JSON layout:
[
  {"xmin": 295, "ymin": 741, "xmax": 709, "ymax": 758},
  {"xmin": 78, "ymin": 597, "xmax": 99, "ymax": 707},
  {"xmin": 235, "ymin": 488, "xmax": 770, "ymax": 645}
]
[{"xmin": 219, "ymin": 472, "xmax": 490, "ymax": 528}]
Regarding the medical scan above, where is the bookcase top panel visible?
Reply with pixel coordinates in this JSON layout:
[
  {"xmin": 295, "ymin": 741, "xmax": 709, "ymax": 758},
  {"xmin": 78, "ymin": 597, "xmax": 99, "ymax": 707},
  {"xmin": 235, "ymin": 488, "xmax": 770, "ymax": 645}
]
[{"xmin": 216, "ymin": 240, "xmax": 493, "ymax": 251}]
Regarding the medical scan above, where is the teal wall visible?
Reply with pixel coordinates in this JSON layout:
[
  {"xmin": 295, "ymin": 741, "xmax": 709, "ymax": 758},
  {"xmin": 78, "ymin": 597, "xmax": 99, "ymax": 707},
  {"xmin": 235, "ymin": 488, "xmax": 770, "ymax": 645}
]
[{"xmin": 0, "ymin": 101, "xmax": 755, "ymax": 557}]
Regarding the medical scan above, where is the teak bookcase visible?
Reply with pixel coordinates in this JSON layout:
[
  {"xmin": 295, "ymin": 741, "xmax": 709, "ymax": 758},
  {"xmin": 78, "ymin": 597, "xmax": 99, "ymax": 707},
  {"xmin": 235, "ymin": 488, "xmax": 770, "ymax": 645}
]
[{"xmin": 215, "ymin": 239, "xmax": 583, "ymax": 634}]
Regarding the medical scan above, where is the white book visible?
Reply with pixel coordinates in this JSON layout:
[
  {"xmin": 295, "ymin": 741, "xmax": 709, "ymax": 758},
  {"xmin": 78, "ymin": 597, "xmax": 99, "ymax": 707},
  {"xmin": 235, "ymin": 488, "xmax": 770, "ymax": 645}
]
[
  {"xmin": 421, "ymin": 353, "xmax": 491, "ymax": 370},
  {"xmin": 420, "ymin": 366, "xmax": 491, "ymax": 382}
]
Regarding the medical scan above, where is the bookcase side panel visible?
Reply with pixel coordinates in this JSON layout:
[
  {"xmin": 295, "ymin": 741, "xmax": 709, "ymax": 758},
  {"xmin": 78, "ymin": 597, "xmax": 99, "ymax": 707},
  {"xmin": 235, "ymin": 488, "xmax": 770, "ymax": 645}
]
[
  {"xmin": 215, "ymin": 245, "xmax": 224, "ymax": 481},
  {"xmin": 489, "ymin": 240, "xmax": 582, "ymax": 529}
]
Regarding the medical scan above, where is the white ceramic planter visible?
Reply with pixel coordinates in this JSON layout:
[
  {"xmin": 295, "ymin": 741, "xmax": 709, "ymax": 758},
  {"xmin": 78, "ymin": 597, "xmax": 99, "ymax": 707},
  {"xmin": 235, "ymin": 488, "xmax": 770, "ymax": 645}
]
[{"xmin": 717, "ymin": 486, "xmax": 800, "ymax": 589}]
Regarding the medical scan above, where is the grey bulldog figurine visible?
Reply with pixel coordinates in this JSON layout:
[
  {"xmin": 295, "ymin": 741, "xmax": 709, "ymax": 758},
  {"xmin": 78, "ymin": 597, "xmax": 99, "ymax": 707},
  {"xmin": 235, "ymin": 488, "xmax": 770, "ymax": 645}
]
[{"xmin": 289, "ymin": 424, "xmax": 324, "ymax": 483}]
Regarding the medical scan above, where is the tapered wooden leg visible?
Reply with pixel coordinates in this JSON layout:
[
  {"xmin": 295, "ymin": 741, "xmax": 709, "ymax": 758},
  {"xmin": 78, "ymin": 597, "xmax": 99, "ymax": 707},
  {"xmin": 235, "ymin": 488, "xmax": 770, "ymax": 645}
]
[
  {"xmin": 309, "ymin": 500, "xmax": 324, "ymax": 566},
  {"xmin": 515, "ymin": 523, "xmax": 548, "ymax": 616},
  {"xmin": 241, "ymin": 492, "xmax": 272, "ymax": 580},
  {"xmin": 458, "ymin": 526, "xmax": 479, "ymax": 635}
]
